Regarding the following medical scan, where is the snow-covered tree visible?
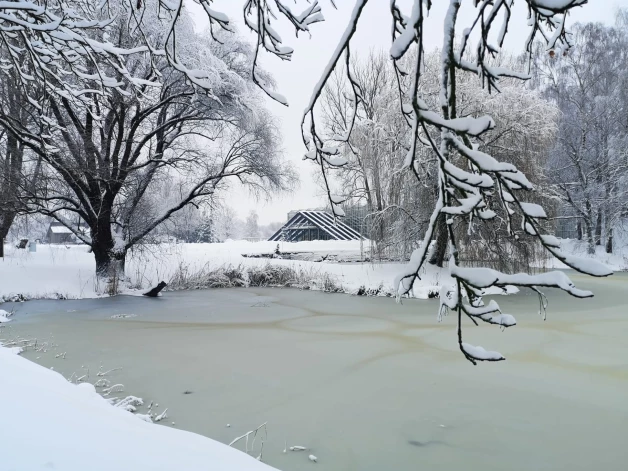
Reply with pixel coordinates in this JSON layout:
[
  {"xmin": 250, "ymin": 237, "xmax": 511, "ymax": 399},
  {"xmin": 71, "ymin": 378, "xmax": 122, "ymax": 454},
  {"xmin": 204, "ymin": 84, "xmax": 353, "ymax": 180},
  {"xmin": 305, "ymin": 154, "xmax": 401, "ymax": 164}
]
[
  {"xmin": 0, "ymin": 5, "xmax": 293, "ymax": 283},
  {"xmin": 195, "ymin": 211, "xmax": 216, "ymax": 243},
  {"xmin": 244, "ymin": 210, "xmax": 260, "ymax": 239},
  {"xmin": 213, "ymin": 204, "xmax": 242, "ymax": 242},
  {"xmin": 322, "ymin": 49, "xmax": 560, "ymax": 270},
  {"xmin": 532, "ymin": 18, "xmax": 628, "ymax": 253},
  {"xmin": 0, "ymin": 114, "xmax": 26, "ymax": 242},
  {"xmin": 150, "ymin": 176, "xmax": 215, "ymax": 243},
  {"xmin": 0, "ymin": 64, "xmax": 43, "ymax": 242},
  {"xmin": 321, "ymin": 51, "xmax": 409, "ymax": 258}
]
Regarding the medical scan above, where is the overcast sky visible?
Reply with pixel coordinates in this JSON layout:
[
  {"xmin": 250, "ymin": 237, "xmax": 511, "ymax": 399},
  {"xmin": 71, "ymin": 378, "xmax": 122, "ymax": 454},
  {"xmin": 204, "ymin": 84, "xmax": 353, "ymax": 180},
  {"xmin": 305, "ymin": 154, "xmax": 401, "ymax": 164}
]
[{"xmin": 188, "ymin": 0, "xmax": 625, "ymax": 224}]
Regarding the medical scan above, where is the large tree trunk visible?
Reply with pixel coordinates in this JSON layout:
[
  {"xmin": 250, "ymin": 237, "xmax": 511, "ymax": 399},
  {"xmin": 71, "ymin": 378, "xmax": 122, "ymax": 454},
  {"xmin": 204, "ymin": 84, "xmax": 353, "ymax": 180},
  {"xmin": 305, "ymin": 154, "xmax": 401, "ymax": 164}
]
[
  {"xmin": 0, "ymin": 133, "xmax": 24, "ymax": 243},
  {"xmin": 91, "ymin": 220, "xmax": 127, "ymax": 294},
  {"xmin": 606, "ymin": 228, "xmax": 613, "ymax": 254},
  {"xmin": 595, "ymin": 211, "xmax": 602, "ymax": 246},
  {"xmin": 93, "ymin": 245, "xmax": 127, "ymax": 294},
  {"xmin": 584, "ymin": 220, "xmax": 595, "ymax": 255},
  {"xmin": 0, "ymin": 213, "xmax": 16, "ymax": 243},
  {"xmin": 93, "ymin": 245, "xmax": 126, "ymax": 279},
  {"xmin": 429, "ymin": 214, "xmax": 449, "ymax": 267}
]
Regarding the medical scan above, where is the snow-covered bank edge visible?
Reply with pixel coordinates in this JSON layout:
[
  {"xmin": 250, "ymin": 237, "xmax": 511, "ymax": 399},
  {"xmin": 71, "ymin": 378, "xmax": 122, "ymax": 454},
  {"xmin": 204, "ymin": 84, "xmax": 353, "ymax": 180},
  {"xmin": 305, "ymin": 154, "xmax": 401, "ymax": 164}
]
[
  {"xmin": 0, "ymin": 343, "xmax": 276, "ymax": 471},
  {"xmin": 3, "ymin": 238, "xmax": 622, "ymax": 304},
  {"xmin": 0, "ymin": 262, "xmax": 436, "ymax": 303},
  {"xmin": 165, "ymin": 261, "xmax": 438, "ymax": 298},
  {"xmin": 0, "ymin": 241, "xmax": 447, "ymax": 302}
]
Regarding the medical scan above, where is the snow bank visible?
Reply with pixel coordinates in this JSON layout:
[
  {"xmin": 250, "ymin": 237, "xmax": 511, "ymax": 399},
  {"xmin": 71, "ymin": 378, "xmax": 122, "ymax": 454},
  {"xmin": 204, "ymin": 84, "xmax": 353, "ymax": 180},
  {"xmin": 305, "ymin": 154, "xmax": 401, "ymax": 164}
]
[
  {"xmin": 0, "ymin": 344, "xmax": 275, "ymax": 471},
  {"xmin": 0, "ymin": 339, "xmax": 23, "ymax": 355},
  {"xmin": 541, "ymin": 239, "xmax": 628, "ymax": 272},
  {"xmin": 0, "ymin": 309, "xmax": 12, "ymax": 323}
]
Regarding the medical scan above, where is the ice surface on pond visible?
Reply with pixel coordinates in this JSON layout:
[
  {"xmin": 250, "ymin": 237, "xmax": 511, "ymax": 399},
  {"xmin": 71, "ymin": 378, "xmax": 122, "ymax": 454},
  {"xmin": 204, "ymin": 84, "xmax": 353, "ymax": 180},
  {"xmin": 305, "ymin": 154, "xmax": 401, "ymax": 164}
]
[
  {"xmin": 110, "ymin": 313, "xmax": 138, "ymax": 319},
  {"xmin": 3, "ymin": 276, "xmax": 628, "ymax": 471}
]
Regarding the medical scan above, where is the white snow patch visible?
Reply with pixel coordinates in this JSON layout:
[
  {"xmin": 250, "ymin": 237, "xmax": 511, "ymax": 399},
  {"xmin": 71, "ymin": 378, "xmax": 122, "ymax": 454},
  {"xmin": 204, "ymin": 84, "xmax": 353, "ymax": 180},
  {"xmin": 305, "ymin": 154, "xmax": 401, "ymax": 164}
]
[
  {"xmin": 461, "ymin": 343, "xmax": 504, "ymax": 361},
  {"xmin": 0, "ymin": 344, "xmax": 276, "ymax": 470}
]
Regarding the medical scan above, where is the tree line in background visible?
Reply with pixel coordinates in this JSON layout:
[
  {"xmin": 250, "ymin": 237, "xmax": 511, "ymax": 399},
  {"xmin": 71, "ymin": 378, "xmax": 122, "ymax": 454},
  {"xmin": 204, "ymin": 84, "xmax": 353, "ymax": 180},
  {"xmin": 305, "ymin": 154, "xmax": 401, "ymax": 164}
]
[
  {"xmin": 534, "ymin": 13, "xmax": 628, "ymax": 254},
  {"xmin": 321, "ymin": 14, "xmax": 628, "ymax": 266},
  {"xmin": 4, "ymin": 206, "xmax": 281, "ymax": 246}
]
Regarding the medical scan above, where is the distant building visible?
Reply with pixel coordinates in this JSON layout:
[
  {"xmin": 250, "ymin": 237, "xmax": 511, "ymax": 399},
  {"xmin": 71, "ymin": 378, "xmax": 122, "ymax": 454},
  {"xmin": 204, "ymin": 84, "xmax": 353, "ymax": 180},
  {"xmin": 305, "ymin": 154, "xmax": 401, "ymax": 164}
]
[
  {"xmin": 46, "ymin": 222, "xmax": 88, "ymax": 244},
  {"xmin": 341, "ymin": 204, "xmax": 371, "ymax": 239},
  {"xmin": 268, "ymin": 210, "xmax": 364, "ymax": 242}
]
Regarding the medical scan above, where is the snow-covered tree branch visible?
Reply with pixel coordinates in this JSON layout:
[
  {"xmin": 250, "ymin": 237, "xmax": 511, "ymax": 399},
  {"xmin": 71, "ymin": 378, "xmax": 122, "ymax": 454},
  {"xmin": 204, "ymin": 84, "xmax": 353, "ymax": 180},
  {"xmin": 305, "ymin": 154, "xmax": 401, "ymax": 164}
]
[
  {"xmin": 1, "ymin": 0, "xmax": 615, "ymax": 363},
  {"xmin": 223, "ymin": 0, "xmax": 611, "ymax": 363}
]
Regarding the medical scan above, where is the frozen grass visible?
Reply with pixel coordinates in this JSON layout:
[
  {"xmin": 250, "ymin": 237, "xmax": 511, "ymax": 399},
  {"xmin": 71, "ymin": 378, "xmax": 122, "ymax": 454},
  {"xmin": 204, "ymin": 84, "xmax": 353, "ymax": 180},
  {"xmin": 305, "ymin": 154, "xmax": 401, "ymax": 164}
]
[
  {"xmin": 168, "ymin": 263, "xmax": 248, "ymax": 290},
  {"xmin": 167, "ymin": 262, "xmax": 345, "ymax": 294}
]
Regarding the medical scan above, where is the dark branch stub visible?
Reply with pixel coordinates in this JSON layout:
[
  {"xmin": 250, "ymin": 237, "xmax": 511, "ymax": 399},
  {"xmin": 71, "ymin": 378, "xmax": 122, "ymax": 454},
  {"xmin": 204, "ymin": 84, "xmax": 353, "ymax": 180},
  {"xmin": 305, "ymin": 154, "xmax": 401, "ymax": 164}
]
[{"xmin": 143, "ymin": 281, "xmax": 167, "ymax": 297}]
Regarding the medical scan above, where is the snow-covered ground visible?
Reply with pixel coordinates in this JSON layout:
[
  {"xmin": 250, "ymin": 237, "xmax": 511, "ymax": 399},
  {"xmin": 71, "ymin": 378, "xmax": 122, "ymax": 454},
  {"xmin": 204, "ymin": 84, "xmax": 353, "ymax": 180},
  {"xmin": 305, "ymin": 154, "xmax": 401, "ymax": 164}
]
[
  {"xmin": 0, "ymin": 309, "xmax": 12, "ymax": 323},
  {"xmin": 1, "ymin": 239, "xmax": 625, "ymax": 302},
  {"xmin": 0, "ymin": 343, "xmax": 275, "ymax": 471},
  {"xmin": 0, "ymin": 240, "xmax": 447, "ymax": 300}
]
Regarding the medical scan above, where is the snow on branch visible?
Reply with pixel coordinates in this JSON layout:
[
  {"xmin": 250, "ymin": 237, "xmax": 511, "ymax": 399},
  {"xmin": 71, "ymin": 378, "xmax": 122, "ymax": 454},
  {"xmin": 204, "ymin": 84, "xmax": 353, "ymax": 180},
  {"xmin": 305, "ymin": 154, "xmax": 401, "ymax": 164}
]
[
  {"xmin": 527, "ymin": 0, "xmax": 588, "ymax": 15},
  {"xmin": 373, "ymin": 0, "xmax": 604, "ymax": 364},
  {"xmin": 0, "ymin": 0, "xmax": 163, "ymax": 109},
  {"xmin": 450, "ymin": 263, "xmax": 594, "ymax": 298},
  {"xmin": 229, "ymin": 422, "xmax": 268, "ymax": 460},
  {"xmin": 240, "ymin": 0, "xmax": 331, "ymax": 106},
  {"xmin": 461, "ymin": 343, "xmax": 504, "ymax": 363}
]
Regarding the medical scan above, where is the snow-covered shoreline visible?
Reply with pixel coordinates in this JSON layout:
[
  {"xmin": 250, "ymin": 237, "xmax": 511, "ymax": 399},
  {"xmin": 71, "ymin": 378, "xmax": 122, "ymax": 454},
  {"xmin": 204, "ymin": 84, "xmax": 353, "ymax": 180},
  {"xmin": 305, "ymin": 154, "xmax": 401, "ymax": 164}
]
[
  {"xmin": 0, "ymin": 240, "xmax": 447, "ymax": 302},
  {"xmin": 0, "ymin": 343, "xmax": 276, "ymax": 471},
  {"xmin": 1, "ymin": 239, "xmax": 625, "ymax": 303}
]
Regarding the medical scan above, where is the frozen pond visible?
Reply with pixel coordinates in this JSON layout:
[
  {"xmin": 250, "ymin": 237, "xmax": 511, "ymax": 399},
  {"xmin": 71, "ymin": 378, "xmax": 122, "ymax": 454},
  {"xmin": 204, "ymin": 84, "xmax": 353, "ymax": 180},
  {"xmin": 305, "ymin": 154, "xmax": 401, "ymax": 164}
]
[{"xmin": 3, "ymin": 271, "xmax": 628, "ymax": 471}]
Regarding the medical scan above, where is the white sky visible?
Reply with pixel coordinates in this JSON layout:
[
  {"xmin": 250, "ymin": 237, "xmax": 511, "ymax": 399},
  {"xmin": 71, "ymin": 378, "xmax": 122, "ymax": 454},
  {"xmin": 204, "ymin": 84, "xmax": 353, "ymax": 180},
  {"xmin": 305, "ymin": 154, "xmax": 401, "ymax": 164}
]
[{"xmin": 188, "ymin": 0, "xmax": 625, "ymax": 224}]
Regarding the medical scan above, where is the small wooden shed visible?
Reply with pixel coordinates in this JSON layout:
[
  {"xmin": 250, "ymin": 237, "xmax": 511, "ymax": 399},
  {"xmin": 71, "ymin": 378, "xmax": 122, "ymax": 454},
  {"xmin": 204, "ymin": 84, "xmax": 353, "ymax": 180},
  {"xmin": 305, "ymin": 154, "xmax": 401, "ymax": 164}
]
[{"xmin": 46, "ymin": 222, "xmax": 75, "ymax": 244}]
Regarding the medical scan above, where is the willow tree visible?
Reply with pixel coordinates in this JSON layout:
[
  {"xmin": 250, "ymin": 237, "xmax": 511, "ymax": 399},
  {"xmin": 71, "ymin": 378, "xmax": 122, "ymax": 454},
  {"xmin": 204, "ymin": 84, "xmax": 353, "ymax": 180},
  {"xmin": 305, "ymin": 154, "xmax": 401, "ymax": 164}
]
[{"xmin": 226, "ymin": 0, "xmax": 613, "ymax": 364}]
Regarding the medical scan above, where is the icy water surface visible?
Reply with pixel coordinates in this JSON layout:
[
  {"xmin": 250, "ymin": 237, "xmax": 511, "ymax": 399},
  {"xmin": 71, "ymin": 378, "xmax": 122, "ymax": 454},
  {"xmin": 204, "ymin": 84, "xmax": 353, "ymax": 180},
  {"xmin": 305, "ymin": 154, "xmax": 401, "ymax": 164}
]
[{"xmin": 3, "ymin": 271, "xmax": 628, "ymax": 471}]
